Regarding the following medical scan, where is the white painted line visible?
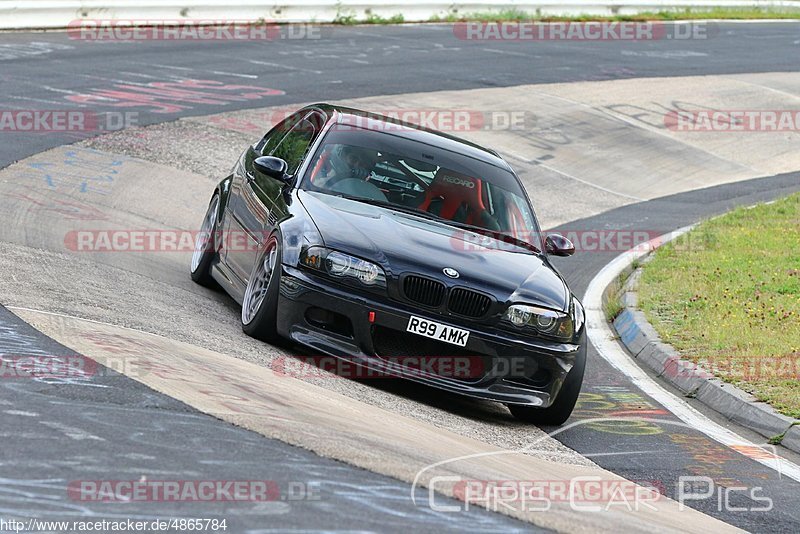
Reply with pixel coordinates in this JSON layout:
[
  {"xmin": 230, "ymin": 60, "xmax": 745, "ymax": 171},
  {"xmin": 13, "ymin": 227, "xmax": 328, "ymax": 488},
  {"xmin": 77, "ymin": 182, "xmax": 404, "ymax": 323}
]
[
  {"xmin": 40, "ymin": 421, "xmax": 106, "ymax": 441},
  {"xmin": 481, "ymin": 47, "xmax": 533, "ymax": 58},
  {"xmin": 505, "ymin": 150, "xmax": 645, "ymax": 201},
  {"xmin": 4, "ymin": 410, "xmax": 38, "ymax": 417},
  {"xmin": 536, "ymin": 90, "xmax": 761, "ymax": 176},
  {"xmin": 723, "ymin": 76, "xmax": 800, "ymax": 102},
  {"xmin": 248, "ymin": 60, "xmax": 323, "ymax": 75},
  {"xmin": 117, "ymin": 71, "xmax": 164, "ymax": 80},
  {"xmin": 40, "ymin": 85, "xmax": 85, "ymax": 96},
  {"xmin": 583, "ymin": 227, "xmax": 800, "ymax": 483},
  {"xmin": 147, "ymin": 63, "xmax": 194, "ymax": 71},
  {"xmin": 210, "ymin": 71, "xmax": 258, "ymax": 79},
  {"xmin": 5, "ymin": 95, "xmax": 77, "ymax": 106}
]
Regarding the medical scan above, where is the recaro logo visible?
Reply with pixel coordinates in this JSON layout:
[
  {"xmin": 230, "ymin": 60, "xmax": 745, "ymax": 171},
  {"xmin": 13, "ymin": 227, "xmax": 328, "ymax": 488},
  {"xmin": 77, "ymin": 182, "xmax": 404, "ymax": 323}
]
[{"xmin": 443, "ymin": 175, "xmax": 475, "ymax": 188}]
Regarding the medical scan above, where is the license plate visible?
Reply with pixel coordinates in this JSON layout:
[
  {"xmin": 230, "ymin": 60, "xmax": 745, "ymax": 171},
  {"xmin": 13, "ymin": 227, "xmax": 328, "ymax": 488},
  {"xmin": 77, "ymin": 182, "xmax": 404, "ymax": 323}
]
[{"xmin": 406, "ymin": 316, "xmax": 470, "ymax": 347}]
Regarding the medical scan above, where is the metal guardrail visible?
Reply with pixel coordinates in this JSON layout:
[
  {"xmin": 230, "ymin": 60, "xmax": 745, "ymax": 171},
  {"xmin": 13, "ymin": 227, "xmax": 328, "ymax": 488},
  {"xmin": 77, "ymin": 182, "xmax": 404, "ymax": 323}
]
[{"xmin": 0, "ymin": 1, "xmax": 798, "ymax": 29}]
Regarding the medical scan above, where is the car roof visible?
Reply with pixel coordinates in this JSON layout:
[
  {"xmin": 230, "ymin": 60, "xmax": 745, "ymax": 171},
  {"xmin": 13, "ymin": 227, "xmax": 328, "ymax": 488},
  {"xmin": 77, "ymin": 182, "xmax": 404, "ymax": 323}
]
[{"xmin": 302, "ymin": 103, "xmax": 513, "ymax": 172}]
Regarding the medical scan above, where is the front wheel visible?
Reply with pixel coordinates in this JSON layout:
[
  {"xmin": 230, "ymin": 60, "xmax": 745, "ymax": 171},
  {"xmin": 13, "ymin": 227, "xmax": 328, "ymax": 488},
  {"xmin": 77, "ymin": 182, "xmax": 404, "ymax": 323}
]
[
  {"xmin": 508, "ymin": 347, "xmax": 586, "ymax": 426},
  {"xmin": 241, "ymin": 234, "xmax": 281, "ymax": 342},
  {"xmin": 190, "ymin": 194, "xmax": 220, "ymax": 287}
]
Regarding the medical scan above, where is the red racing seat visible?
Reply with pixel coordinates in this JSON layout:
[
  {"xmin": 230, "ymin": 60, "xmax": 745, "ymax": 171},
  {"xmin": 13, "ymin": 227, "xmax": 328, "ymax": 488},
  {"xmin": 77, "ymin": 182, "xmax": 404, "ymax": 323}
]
[{"xmin": 418, "ymin": 171, "xmax": 487, "ymax": 226}]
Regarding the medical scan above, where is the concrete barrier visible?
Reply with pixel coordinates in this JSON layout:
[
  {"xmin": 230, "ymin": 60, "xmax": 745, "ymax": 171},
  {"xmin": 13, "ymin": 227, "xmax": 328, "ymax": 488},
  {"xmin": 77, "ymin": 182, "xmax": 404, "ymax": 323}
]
[{"xmin": 0, "ymin": 1, "xmax": 798, "ymax": 30}]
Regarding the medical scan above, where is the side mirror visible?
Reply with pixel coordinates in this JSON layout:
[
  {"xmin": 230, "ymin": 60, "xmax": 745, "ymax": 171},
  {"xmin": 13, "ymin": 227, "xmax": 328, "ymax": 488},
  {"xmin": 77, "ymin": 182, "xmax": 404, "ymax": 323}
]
[
  {"xmin": 545, "ymin": 233, "xmax": 575, "ymax": 257},
  {"xmin": 253, "ymin": 156, "xmax": 290, "ymax": 183}
]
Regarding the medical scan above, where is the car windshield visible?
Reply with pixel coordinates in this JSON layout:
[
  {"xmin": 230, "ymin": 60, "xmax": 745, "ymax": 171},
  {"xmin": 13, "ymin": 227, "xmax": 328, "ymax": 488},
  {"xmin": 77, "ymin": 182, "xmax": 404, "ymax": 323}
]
[{"xmin": 301, "ymin": 124, "xmax": 542, "ymax": 252}]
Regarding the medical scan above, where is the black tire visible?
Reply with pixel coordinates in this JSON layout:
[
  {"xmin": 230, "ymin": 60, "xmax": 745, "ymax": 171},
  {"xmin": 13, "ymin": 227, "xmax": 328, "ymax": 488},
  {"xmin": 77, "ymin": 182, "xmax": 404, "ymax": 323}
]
[
  {"xmin": 190, "ymin": 194, "xmax": 220, "ymax": 287},
  {"xmin": 241, "ymin": 234, "xmax": 281, "ymax": 342},
  {"xmin": 508, "ymin": 346, "xmax": 586, "ymax": 426}
]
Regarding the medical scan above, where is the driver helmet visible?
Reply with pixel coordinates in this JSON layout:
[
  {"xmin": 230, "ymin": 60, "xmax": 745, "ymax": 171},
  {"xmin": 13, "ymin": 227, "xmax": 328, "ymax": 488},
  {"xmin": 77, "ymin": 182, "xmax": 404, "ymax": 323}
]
[{"xmin": 330, "ymin": 144, "xmax": 378, "ymax": 180}]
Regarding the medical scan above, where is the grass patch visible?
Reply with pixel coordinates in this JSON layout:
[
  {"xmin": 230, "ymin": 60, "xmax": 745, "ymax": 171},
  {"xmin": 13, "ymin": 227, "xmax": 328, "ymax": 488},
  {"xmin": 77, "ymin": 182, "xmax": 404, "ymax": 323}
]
[
  {"xmin": 769, "ymin": 422, "xmax": 799, "ymax": 445},
  {"xmin": 638, "ymin": 193, "xmax": 800, "ymax": 419},
  {"xmin": 604, "ymin": 273, "xmax": 627, "ymax": 322},
  {"xmin": 332, "ymin": 2, "xmax": 358, "ymax": 25},
  {"xmin": 429, "ymin": 7, "xmax": 800, "ymax": 22},
  {"xmin": 364, "ymin": 12, "xmax": 405, "ymax": 25},
  {"xmin": 333, "ymin": 9, "xmax": 406, "ymax": 25},
  {"xmin": 605, "ymin": 292, "xmax": 624, "ymax": 323},
  {"xmin": 329, "ymin": 5, "xmax": 800, "ymax": 25}
]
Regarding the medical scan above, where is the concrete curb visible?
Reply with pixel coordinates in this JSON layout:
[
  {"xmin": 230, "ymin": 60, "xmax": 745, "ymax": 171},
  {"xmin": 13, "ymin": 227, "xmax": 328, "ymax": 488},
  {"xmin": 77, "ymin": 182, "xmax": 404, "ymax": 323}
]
[
  {"xmin": 610, "ymin": 262, "xmax": 800, "ymax": 454},
  {"xmin": 783, "ymin": 425, "xmax": 800, "ymax": 453}
]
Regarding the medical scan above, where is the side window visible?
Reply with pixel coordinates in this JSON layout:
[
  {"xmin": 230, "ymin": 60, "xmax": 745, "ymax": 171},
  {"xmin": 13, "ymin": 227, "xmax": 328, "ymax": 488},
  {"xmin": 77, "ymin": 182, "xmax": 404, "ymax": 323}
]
[
  {"xmin": 255, "ymin": 111, "xmax": 305, "ymax": 156},
  {"xmin": 270, "ymin": 112, "xmax": 323, "ymax": 175}
]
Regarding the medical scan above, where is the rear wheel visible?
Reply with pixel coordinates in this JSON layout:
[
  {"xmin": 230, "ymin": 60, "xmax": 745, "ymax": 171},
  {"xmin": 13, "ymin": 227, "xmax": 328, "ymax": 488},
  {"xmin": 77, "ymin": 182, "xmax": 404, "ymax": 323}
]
[
  {"xmin": 241, "ymin": 235, "xmax": 281, "ymax": 342},
  {"xmin": 508, "ymin": 348, "xmax": 586, "ymax": 426},
  {"xmin": 190, "ymin": 194, "xmax": 220, "ymax": 287}
]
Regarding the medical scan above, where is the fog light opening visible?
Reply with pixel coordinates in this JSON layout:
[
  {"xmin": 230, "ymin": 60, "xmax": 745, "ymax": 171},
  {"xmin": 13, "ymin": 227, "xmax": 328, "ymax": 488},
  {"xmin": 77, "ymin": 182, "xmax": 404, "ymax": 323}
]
[{"xmin": 305, "ymin": 307, "xmax": 354, "ymax": 337}]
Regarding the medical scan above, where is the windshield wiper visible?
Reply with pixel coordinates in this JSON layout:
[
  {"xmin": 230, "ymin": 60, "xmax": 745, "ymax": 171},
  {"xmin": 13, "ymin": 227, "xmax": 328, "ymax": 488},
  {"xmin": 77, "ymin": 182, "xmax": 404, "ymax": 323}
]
[
  {"xmin": 339, "ymin": 195, "xmax": 447, "ymax": 222},
  {"xmin": 339, "ymin": 195, "xmax": 540, "ymax": 254},
  {"xmin": 446, "ymin": 220, "xmax": 541, "ymax": 254}
]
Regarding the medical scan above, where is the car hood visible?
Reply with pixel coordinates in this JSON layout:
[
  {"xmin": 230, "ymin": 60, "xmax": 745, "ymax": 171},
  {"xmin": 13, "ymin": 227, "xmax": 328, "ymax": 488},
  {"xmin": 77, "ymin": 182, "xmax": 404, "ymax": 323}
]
[{"xmin": 298, "ymin": 190, "xmax": 570, "ymax": 311}]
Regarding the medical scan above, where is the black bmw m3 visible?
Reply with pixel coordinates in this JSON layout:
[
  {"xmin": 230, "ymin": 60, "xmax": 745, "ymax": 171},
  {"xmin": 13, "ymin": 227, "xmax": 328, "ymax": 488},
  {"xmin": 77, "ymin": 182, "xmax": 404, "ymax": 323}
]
[{"xmin": 190, "ymin": 104, "xmax": 586, "ymax": 425}]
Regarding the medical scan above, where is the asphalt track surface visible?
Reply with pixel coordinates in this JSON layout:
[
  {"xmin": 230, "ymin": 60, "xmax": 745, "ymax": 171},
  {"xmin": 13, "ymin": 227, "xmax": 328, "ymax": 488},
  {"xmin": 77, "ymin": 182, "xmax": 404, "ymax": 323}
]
[
  {"xmin": 0, "ymin": 307, "xmax": 532, "ymax": 532},
  {"xmin": 2, "ymin": 22, "xmax": 800, "ymax": 168},
  {"xmin": 1, "ymin": 22, "xmax": 800, "ymax": 532}
]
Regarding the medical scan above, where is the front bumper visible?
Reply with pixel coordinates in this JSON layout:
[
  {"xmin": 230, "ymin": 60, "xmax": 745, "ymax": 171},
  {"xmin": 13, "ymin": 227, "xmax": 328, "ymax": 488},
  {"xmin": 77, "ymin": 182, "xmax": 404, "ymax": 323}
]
[{"xmin": 275, "ymin": 265, "xmax": 585, "ymax": 407}]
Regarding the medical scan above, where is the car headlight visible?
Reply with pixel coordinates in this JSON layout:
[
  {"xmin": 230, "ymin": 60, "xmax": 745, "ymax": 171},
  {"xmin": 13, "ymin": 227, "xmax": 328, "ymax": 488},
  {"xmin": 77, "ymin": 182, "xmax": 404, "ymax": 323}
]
[
  {"xmin": 300, "ymin": 246, "xmax": 386, "ymax": 287},
  {"xmin": 503, "ymin": 304, "xmax": 574, "ymax": 340}
]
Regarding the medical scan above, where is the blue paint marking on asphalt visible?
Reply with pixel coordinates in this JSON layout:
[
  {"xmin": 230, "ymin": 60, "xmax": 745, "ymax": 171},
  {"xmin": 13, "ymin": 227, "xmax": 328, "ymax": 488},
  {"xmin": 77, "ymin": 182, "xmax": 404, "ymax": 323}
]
[{"xmin": 24, "ymin": 148, "xmax": 126, "ymax": 194}]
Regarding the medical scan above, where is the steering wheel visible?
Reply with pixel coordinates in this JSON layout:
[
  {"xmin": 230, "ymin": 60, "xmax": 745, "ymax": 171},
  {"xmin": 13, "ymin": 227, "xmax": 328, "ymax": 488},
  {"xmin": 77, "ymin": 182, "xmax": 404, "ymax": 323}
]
[{"xmin": 330, "ymin": 179, "xmax": 389, "ymax": 202}]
